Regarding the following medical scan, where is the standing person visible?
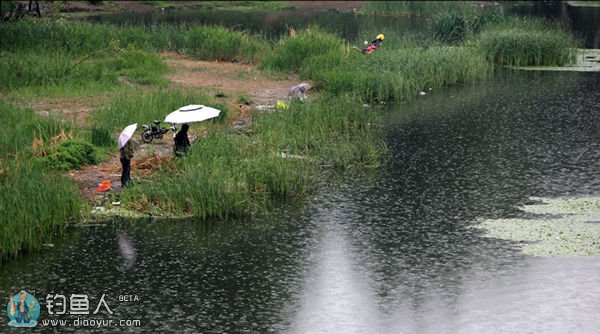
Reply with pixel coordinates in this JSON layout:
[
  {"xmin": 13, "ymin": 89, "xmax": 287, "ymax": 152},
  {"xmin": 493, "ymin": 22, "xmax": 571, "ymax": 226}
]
[
  {"xmin": 120, "ymin": 139, "xmax": 135, "ymax": 187},
  {"xmin": 174, "ymin": 123, "xmax": 191, "ymax": 155}
]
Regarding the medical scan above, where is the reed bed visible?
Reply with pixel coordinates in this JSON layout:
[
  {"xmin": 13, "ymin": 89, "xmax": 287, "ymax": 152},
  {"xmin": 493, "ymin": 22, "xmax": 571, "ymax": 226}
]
[{"xmin": 477, "ymin": 17, "xmax": 578, "ymax": 66}]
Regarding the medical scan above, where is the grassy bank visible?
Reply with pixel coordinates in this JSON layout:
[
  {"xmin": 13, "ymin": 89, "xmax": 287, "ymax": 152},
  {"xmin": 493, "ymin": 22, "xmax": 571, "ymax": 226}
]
[
  {"xmin": 0, "ymin": 102, "xmax": 83, "ymax": 261},
  {"xmin": 120, "ymin": 94, "xmax": 383, "ymax": 218}
]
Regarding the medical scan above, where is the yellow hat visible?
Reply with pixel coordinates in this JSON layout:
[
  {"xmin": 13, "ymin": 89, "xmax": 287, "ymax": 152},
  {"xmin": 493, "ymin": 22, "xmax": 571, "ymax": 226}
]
[{"xmin": 377, "ymin": 34, "xmax": 384, "ymax": 40}]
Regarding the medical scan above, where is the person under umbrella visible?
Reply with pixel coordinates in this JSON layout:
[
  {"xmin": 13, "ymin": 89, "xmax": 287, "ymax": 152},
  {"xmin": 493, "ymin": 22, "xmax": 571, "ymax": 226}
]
[
  {"xmin": 118, "ymin": 123, "xmax": 138, "ymax": 188},
  {"xmin": 174, "ymin": 123, "xmax": 191, "ymax": 155}
]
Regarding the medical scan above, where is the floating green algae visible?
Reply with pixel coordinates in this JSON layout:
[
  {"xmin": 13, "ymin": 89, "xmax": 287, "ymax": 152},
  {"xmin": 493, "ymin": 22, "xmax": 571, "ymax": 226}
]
[{"xmin": 476, "ymin": 196, "xmax": 600, "ymax": 257}]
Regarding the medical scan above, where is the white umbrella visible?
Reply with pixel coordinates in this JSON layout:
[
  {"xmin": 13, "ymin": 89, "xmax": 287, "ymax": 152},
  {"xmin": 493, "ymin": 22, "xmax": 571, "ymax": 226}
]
[
  {"xmin": 118, "ymin": 123, "xmax": 137, "ymax": 149},
  {"xmin": 164, "ymin": 104, "xmax": 221, "ymax": 124}
]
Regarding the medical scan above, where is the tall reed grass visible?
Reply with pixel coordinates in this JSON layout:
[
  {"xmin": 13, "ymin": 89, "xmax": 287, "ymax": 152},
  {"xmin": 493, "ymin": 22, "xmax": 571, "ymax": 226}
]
[{"xmin": 477, "ymin": 17, "xmax": 578, "ymax": 66}]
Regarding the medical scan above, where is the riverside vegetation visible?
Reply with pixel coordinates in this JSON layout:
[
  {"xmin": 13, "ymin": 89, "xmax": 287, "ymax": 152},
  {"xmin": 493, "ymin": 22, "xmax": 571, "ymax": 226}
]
[{"xmin": 0, "ymin": 3, "xmax": 579, "ymax": 260}]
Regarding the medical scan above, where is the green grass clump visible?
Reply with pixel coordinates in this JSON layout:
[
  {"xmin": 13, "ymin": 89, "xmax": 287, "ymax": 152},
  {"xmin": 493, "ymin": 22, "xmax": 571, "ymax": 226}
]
[
  {"xmin": 187, "ymin": 25, "xmax": 265, "ymax": 63},
  {"xmin": 477, "ymin": 18, "xmax": 578, "ymax": 66},
  {"xmin": 41, "ymin": 140, "xmax": 100, "ymax": 170},
  {"xmin": 111, "ymin": 48, "xmax": 169, "ymax": 85},
  {"xmin": 0, "ymin": 20, "xmax": 151, "ymax": 54},
  {"xmin": 259, "ymin": 27, "xmax": 343, "ymax": 73}
]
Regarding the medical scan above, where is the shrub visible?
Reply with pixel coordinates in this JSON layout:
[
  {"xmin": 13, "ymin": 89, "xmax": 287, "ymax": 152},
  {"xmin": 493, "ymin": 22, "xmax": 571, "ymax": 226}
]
[{"xmin": 42, "ymin": 140, "xmax": 98, "ymax": 170}]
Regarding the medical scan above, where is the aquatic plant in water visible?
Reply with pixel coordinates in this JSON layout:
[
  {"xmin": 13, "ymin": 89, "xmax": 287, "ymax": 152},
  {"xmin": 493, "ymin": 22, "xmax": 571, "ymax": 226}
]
[{"xmin": 477, "ymin": 197, "xmax": 600, "ymax": 256}]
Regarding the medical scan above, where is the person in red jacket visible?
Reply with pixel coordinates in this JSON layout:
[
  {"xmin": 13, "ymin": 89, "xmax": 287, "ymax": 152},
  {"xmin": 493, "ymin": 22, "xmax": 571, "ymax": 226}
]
[{"xmin": 359, "ymin": 34, "xmax": 384, "ymax": 54}]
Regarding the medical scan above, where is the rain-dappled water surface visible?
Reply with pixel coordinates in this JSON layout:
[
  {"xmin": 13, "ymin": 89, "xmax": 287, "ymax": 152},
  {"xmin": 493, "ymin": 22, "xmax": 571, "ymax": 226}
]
[{"xmin": 1, "ymin": 70, "xmax": 600, "ymax": 333}]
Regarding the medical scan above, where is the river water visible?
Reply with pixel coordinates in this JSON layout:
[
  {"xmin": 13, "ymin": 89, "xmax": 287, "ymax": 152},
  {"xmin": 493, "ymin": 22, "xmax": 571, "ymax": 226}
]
[{"xmin": 1, "ymin": 70, "xmax": 599, "ymax": 333}]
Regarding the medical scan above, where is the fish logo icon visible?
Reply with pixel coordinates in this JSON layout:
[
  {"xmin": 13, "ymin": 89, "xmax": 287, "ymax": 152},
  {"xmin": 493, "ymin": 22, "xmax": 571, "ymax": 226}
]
[{"xmin": 7, "ymin": 291, "xmax": 40, "ymax": 328}]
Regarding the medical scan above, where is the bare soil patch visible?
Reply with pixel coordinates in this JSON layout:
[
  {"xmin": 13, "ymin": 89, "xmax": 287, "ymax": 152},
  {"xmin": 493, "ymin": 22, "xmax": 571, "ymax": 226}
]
[{"xmin": 163, "ymin": 52, "xmax": 301, "ymax": 107}]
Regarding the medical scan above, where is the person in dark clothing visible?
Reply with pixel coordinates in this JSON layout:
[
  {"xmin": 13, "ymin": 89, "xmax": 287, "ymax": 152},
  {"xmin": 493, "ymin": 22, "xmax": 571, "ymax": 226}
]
[
  {"xmin": 120, "ymin": 140, "xmax": 135, "ymax": 187},
  {"xmin": 174, "ymin": 123, "xmax": 191, "ymax": 155}
]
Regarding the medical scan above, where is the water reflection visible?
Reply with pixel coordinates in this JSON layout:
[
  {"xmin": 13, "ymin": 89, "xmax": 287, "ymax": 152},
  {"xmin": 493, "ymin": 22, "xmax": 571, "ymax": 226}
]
[
  {"xmin": 290, "ymin": 209, "xmax": 383, "ymax": 334},
  {"xmin": 118, "ymin": 232, "xmax": 136, "ymax": 269}
]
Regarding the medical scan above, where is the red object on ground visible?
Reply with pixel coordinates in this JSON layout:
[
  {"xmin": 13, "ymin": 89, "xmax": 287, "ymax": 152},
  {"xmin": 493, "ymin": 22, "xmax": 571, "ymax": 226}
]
[
  {"xmin": 366, "ymin": 45, "xmax": 377, "ymax": 53},
  {"xmin": 96, "ymin": 180, "xmax": 111, "ymax": 192}
]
